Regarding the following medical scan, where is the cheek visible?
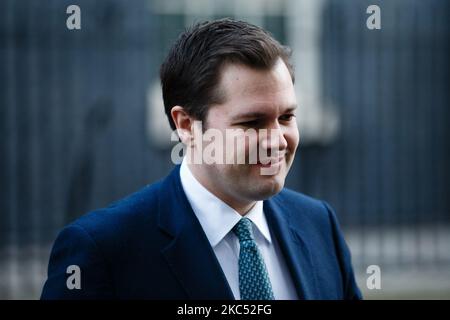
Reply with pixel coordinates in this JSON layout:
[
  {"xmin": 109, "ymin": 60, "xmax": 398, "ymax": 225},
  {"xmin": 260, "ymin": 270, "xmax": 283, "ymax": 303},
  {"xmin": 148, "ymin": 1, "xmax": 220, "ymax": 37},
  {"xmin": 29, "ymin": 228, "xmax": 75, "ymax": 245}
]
[{"xmin": 286, "ymin": 126, "xmax": 300, "ymax": 151}]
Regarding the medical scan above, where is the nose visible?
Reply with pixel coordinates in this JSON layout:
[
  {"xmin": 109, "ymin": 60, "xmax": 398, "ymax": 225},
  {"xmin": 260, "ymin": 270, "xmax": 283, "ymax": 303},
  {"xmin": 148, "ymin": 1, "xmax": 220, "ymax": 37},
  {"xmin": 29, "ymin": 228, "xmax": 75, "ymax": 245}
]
[{"xmin": 260, "ymin": 124, "xmax": 288, "ymax": 156}]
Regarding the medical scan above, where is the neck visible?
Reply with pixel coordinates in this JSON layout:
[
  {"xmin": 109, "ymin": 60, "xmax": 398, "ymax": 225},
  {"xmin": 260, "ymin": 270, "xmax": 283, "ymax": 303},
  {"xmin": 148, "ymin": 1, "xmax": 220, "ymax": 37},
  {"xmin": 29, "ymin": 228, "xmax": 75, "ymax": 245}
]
[{"xmin": 186, "ymin": 162, "xmax": 256, "ymax": 216}]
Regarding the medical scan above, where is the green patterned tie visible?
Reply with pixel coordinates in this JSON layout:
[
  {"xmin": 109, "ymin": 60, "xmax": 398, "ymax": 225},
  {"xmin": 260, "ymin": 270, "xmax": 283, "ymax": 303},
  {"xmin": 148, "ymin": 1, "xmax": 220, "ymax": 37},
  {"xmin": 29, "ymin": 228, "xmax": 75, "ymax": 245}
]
[{"xmin": 233, "ymin": 218, "xmax": 275, "ymax": 300}]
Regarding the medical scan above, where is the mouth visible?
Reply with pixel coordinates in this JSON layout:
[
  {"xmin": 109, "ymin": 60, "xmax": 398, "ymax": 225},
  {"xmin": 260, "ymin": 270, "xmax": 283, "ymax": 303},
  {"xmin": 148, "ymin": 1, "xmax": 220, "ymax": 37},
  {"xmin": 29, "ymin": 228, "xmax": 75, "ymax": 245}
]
[{"xmin": 256, "ymin": 155, "xmax": 285, "ymax": 168}]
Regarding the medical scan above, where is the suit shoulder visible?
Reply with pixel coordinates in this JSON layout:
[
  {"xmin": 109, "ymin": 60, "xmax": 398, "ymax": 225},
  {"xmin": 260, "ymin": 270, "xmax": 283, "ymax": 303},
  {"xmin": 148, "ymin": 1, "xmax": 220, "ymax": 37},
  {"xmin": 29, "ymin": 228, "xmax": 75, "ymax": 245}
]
[
  {"xmin": 271, "ymin": 188, "xmax": 333, "ymax": 226},
  {"xmin": 274, "ymin": 188, "xmax": 327, "ymax": 211},
  {"xmin": 67, "ymin": 179, "xmax": 164, "ymax": 245}
]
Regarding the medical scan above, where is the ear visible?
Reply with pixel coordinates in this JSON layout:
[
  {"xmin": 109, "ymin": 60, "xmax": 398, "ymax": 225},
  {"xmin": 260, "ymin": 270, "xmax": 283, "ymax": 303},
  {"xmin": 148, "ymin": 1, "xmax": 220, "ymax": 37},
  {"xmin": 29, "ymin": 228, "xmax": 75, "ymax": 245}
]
[{"xmin": 170, "ymin": 106, "xmax": 195, "ymax": 145}]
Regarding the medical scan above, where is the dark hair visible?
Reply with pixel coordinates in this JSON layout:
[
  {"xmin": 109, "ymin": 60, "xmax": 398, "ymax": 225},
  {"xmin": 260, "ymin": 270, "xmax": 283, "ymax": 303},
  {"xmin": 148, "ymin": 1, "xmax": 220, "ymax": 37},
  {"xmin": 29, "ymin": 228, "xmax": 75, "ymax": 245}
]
[{"xmin": 160, "ymin": 18, "xmax": 295, "ymax": 130}]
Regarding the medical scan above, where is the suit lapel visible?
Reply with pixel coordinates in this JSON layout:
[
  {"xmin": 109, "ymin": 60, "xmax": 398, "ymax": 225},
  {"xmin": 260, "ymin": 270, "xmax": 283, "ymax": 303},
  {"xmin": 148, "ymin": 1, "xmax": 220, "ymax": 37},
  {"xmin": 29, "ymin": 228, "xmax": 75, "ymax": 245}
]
[
  {"xmin": 264, "ymin": 198, "xmax": 319, "ymax": 299},
  {"xmin": 157, "ymin": 166, "xmax": 234, "ymax": 300}
]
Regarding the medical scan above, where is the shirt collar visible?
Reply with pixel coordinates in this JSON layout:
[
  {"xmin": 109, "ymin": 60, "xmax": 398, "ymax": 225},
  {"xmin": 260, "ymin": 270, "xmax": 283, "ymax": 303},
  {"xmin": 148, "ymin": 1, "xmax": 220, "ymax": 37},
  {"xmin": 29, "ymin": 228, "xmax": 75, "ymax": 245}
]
[{"xmin": 179, "ymin": 158, "xmax": 272, "ymax": 247}]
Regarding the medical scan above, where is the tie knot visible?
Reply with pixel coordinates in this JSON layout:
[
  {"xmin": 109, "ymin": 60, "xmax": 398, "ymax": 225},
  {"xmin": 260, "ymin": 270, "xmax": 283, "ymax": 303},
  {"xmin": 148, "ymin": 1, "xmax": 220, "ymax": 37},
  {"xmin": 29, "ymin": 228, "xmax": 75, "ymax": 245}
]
[{"xmin": 233, "ymin": 218, "xmax": 254, "ymax": 242}]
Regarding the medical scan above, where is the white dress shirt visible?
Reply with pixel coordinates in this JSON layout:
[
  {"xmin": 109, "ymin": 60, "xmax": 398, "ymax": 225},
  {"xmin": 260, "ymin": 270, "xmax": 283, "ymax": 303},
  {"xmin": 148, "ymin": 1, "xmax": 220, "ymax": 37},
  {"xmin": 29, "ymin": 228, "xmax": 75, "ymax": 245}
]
[{"xmin": 179, "ymin": 159, "xmax": 298, "ymax": 300}]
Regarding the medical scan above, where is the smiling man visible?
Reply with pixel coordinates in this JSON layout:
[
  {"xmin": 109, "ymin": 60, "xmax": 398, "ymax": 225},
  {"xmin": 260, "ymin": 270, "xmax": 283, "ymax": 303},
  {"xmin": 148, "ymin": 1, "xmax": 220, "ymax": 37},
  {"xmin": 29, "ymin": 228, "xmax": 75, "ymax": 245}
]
[
  {"xmin": 41, "ymin": 18, "xmax": 362, "ymax": 300},
  {"xmin": 175, "ymin": 58, "xmax": 299, "ymax": 214}
]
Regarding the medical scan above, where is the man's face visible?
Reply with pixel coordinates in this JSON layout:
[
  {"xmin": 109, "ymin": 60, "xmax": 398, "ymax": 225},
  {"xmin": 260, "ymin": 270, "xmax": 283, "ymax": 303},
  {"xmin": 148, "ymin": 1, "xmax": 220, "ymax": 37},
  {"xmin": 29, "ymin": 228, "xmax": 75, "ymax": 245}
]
[{"xmin": 190, "ymin": 58, "xmax": 299, "ymax": 209}]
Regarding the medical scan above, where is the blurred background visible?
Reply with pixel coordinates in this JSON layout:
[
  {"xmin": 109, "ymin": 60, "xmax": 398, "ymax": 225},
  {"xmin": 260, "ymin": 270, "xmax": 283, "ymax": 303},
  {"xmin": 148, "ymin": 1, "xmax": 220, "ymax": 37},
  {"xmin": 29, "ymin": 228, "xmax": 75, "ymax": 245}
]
[{"xmin": 1, "ymin": 0, "xmax": 449, "ymax": 299}]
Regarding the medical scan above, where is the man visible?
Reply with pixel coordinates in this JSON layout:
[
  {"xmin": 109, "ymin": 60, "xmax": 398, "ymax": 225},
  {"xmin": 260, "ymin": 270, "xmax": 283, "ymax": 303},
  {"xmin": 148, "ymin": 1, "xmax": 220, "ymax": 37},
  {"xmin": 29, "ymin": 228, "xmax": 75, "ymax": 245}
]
[{"xmin": 41, "ymin": 18, "xmax": 362, "ymax": 300}]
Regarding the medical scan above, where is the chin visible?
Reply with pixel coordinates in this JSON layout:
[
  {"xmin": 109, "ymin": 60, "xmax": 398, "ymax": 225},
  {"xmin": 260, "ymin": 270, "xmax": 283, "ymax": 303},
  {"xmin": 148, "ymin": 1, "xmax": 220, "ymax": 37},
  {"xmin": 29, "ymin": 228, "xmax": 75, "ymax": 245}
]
[{"xmin": 250, "ymin": 176, "xmax": 285, "ymax": 200}]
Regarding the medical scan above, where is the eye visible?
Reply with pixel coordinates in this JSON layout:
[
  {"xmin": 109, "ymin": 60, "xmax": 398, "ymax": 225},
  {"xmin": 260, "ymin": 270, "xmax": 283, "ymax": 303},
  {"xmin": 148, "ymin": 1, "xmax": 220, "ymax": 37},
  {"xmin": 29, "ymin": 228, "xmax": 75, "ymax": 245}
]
[
  {"xmin": 279, "ymin": 114, "xmax": 296, "ymax": 122},
  {"xmin": 238, "ymin": 120, "xmax": 260, "ymax": 127}
]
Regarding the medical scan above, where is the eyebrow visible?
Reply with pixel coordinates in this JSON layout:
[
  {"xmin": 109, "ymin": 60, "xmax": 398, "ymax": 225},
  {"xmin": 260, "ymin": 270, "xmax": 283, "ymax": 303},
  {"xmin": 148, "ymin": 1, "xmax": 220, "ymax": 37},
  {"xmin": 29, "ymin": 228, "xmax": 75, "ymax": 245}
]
[{"xmin": 231, "ymin": 104, "xmax": 298, "ymax": 121}]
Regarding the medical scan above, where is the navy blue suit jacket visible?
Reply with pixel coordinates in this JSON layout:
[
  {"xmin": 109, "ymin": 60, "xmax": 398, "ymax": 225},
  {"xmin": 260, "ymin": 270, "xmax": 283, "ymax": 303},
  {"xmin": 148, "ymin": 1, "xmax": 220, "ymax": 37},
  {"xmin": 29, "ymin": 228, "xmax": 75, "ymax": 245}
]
[{"xmin": 41, "ymin": 165, "xmax": 362, "ymax": 300}]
